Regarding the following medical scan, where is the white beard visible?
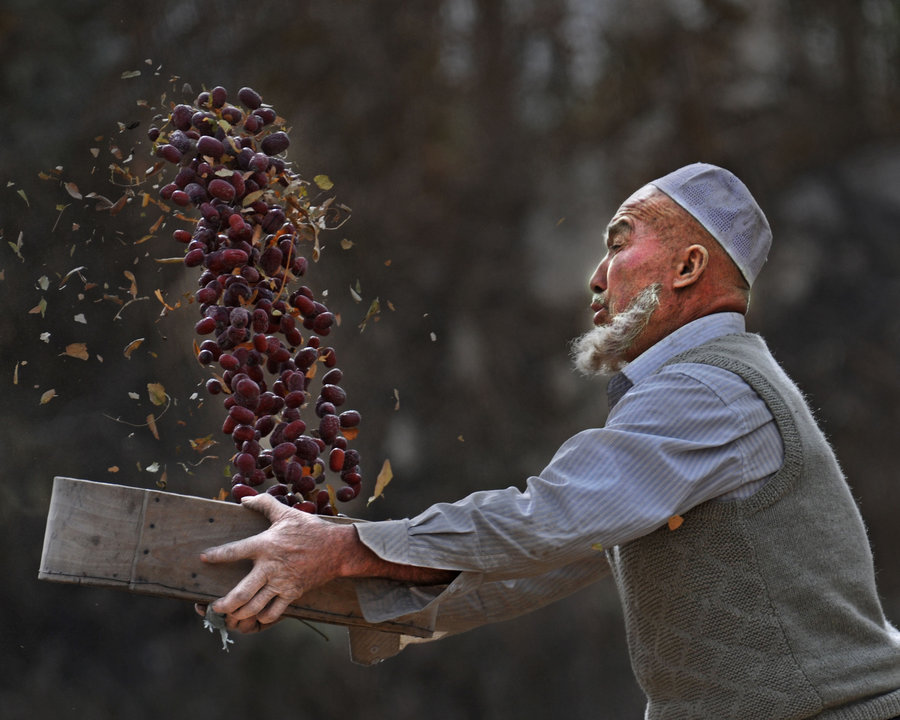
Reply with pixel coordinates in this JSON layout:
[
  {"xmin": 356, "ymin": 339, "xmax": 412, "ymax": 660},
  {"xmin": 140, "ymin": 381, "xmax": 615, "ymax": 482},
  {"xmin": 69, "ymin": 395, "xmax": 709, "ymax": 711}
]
[{"xmin": 570, "ymin": 283, "xmax": 662, "ymax": 376}]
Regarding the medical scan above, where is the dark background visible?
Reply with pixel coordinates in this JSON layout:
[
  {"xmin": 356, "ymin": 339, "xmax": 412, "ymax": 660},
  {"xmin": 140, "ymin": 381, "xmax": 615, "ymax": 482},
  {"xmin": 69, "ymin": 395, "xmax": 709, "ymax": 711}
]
[{"xmin": 2, "ymin": 1, "xmax": 899, "ymax": 718}]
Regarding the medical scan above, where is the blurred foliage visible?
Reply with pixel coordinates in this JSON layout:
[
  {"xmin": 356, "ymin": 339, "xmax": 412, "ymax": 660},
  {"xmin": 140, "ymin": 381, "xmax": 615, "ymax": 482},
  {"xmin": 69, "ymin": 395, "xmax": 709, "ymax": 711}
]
[{"xmin": 1, "ymin": 0, "xmax": 899, "ymax": 717}]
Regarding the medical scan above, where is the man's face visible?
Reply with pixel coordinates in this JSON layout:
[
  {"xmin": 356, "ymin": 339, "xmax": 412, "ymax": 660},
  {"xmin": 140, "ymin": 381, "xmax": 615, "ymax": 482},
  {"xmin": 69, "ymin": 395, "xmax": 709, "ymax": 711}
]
[
  {"xmin": 588, "ymin": 185, "xmax": 675, "ymax": 328},
  {"xmin": 570, "ymin": 186, "xmax": 677, "ymax": 375}
]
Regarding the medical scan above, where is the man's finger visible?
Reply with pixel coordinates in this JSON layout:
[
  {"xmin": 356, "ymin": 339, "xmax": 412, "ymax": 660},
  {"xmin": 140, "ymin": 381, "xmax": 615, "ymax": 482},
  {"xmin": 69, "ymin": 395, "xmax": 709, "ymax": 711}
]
[
  {"xmin": 200, "ymin": 494, "xmax": 294, "ymax": 563},
  {"xmin": 227, "ymin": 615, "xmax": 265, "ymax": 634},
  {"xmin": 210, "ymin": 565, "xmax": 268, "ymax": 615},
  {"xmin": 240, "ymin": 492, "xmax": 291, "ymax": 522},
  {"xmin": 200, "ymin": 534, "xmax": 262, "ymax": 564},
  {"xmin": 257, "ymin": 594, "xmax": 293, "ymax": 625},
  {"xmin": 227, "ymin": 586, "xmax": 279, "ymax": 621}
]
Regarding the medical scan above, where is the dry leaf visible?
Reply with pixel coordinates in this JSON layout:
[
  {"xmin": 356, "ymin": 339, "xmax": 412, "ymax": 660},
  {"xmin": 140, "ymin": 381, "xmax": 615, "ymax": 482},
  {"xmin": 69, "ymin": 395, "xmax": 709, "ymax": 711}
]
[
  {"xmin": 28, "ymin": 298, "xmax": 47, "ymax": 316},
  {"xmin": 154, "ymin": 288, "xmax": 176, "ymax": 311},
  {"xmin": 241, "ymin": 189, "xmax": 265, "ymax": 207},
  {"xmin": 107, "ymin": 466, "xmax": 119, "ymax": 473},
  {"xmin": 367, "ymin": 459, "xmax": 393, "ymax": 505},
  {"xmin": 190, "ymin": 434, "xmax": 217, "ymax": 453},
  {"xmin": 40, "ymin": 389, "xmax": 58, "ymax": 405},
  {"xmin": 147, "ymin": 382, "xmax": 167, "ymax": 406},
  {"xmin": 123, "ymin": 337, "xmax": 145, "ymax": 358},
  {"xmin": 123, "ymin": 270, "xmax": 138, "ymax": 298},
  {"xmin": 667, "ymin": 515, "xmax": 684, "ymax": 531},
  {"xmin": 358, "ymin": 297, "xmax": 380, "ymax": 332},
  {"xmin": 64, "ymin": 182, "xmax": 82, "ymax": 200},
  {"xmin": 58, "ymin": 265, "xmax": 87, "ymax": 289},
  {"xmin": 146, "ymin": 413, "xmax": 159, "ymax": 440},
  {"xmin": 89, "ymin": 193, "xmax": 114, "ymax": 211},
  {"xmin": 109, "ymin": 194, "xmax": 129, "ymax": 216},
  {"xmin": 62, "ymin": 342, "xmax": 89, "ymax": 361},
  {"xmin": 314, "ymin": 174, "xmax": 334, "ymax": 191}
]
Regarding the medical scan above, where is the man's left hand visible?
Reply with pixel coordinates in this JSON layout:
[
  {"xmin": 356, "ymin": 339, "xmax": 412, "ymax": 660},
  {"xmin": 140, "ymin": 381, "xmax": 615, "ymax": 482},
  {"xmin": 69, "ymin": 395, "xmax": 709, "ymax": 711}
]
[{"xmin": 198, "ymin": 493, "xmax": 356, "ymax": 629}]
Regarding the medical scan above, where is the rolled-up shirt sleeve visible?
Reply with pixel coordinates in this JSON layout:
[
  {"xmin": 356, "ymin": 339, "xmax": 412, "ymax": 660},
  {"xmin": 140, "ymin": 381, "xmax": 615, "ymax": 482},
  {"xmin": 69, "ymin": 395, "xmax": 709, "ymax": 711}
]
[
  {"xmin": 353, "ymin": 551, "xmax": 610, "ymax": 637},
  {"xmin": 354, "ymin": 359, "xmax": 782, "ymax": 626}
]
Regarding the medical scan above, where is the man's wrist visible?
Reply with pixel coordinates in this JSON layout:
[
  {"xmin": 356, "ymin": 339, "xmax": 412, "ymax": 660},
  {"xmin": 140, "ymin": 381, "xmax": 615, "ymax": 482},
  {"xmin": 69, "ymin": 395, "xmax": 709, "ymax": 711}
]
[
  {"xmin": 323, "ymin": 522, "xmax": 369, "ymax": 580},
  {"xmin": 334, "ymin": 523, "xmax": 456, "ymax": 585}
]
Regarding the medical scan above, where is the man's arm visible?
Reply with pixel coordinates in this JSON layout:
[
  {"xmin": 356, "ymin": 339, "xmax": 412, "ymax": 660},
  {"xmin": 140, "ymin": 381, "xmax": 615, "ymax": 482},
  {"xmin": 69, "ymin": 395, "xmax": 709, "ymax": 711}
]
[
  {"xmin": 201, "ymin": 362, "xmax": 777, "ymax": 634},
  {"xmin": 198, "ymin": 493, "xmax": 456, "ymax": 631}
]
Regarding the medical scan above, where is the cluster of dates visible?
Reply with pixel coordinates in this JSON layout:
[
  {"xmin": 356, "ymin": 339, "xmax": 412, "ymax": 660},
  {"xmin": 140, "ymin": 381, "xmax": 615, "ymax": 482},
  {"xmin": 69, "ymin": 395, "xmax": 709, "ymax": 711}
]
[{"xmin": 149, "ymin": 85, "xmax": 362, "ymax": 514}]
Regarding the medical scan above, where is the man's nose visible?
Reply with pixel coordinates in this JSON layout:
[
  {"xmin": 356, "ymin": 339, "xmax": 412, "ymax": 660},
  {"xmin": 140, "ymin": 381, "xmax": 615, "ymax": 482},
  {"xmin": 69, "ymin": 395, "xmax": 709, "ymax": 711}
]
[{"xmin": 589, "ymin": 259, "xmax": 608, "ymax": 294}]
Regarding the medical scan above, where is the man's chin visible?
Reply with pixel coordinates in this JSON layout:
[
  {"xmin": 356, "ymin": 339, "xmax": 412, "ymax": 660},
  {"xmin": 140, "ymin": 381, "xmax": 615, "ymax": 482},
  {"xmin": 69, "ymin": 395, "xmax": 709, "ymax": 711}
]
[
  {"xmin": 571, "ymin": 326, "xmax": 628, "ymax": 376},
  {"xmin": 569, "ymin": 282, "xmax": 662, "ymax": 377}
]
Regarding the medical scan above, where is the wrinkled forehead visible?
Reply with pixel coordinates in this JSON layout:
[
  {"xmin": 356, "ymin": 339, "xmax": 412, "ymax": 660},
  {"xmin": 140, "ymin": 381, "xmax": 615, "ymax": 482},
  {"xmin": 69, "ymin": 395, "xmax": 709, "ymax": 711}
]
[
  {"xmin": 607, "ymin": 184, "xmax": 679, "ymax": 232},
  {"xmin": 611, "ymin": 184, "xmax": 657, "ymax": 218}
]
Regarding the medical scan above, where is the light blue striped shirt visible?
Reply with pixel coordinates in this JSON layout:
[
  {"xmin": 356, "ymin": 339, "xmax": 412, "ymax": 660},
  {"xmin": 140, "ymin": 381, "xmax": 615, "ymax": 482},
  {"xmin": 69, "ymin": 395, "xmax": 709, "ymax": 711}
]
[{"xmin": 354, "ymin": 312, "xmax": 784, "ymax": 629}]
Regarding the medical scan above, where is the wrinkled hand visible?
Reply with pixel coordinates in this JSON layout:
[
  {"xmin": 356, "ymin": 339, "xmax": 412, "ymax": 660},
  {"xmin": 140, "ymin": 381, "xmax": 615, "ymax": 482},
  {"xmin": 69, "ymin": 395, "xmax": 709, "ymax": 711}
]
[{"xmin": 198, "ymin": 493, "xmax": 354, "ymax": 630}]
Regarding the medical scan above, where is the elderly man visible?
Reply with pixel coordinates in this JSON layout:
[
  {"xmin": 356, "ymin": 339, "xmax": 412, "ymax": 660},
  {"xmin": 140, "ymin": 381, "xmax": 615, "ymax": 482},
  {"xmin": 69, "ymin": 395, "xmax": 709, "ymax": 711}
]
[{"xmin": 199, "ymin": 164, "xmax": 900, "ymax": 719}]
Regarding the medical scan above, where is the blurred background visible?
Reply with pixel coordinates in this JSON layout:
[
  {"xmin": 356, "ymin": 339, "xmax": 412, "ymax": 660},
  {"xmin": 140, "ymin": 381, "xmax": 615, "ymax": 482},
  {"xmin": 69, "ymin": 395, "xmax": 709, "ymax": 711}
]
[{"xmin": 2, "ymin": 0, "xmax": 899, "ymax": 717}]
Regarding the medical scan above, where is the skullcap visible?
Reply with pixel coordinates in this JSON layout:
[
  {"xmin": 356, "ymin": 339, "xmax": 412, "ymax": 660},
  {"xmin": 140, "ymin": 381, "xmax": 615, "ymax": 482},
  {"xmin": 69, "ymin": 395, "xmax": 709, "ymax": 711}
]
[{"xmin": 651, "ymin": 163, "xmax": 771, "ymax": 286}]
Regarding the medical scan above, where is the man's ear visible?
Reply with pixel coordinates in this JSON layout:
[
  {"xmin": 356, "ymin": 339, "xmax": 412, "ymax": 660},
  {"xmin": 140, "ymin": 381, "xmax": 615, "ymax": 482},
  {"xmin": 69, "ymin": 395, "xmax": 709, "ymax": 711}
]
[{"xmin": 672, "ymin": 244, "xmax": 709, "ymax": 288}]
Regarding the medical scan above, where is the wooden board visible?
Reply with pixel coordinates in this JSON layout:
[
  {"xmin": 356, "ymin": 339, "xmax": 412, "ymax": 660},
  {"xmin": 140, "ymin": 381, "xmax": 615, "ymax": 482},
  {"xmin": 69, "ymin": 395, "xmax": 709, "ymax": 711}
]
[{"xmin": 38, "ymin": 476, "xmax": 432, "ymax": 638}]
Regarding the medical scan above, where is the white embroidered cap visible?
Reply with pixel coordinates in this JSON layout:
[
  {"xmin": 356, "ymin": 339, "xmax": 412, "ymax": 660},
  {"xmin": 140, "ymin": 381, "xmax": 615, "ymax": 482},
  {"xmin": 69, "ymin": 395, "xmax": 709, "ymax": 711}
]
[{"xmin": 651, "ymin": 163, "xmax": 772, "ymax": 286}]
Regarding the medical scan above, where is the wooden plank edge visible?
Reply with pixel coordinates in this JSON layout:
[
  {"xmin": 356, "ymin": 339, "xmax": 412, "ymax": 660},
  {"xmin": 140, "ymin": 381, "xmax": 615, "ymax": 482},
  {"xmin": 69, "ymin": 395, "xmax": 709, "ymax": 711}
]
[{"xmin": 38, "ymin": 567, "xmax": 433, "ymax": 638}]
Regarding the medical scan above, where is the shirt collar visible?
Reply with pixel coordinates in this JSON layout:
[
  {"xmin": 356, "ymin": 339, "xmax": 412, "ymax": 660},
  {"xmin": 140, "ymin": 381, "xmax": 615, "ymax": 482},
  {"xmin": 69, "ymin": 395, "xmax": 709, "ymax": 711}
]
[{"xmin": 615, "ymin": 312, "xmax": 747, "ymax": 391}]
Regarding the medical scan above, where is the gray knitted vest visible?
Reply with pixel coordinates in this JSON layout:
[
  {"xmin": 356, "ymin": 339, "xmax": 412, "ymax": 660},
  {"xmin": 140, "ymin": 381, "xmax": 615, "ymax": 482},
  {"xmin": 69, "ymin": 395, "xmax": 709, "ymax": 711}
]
[{"xmin": 607, "ymin": 333, "xmax": 900, "ymax": 719}]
